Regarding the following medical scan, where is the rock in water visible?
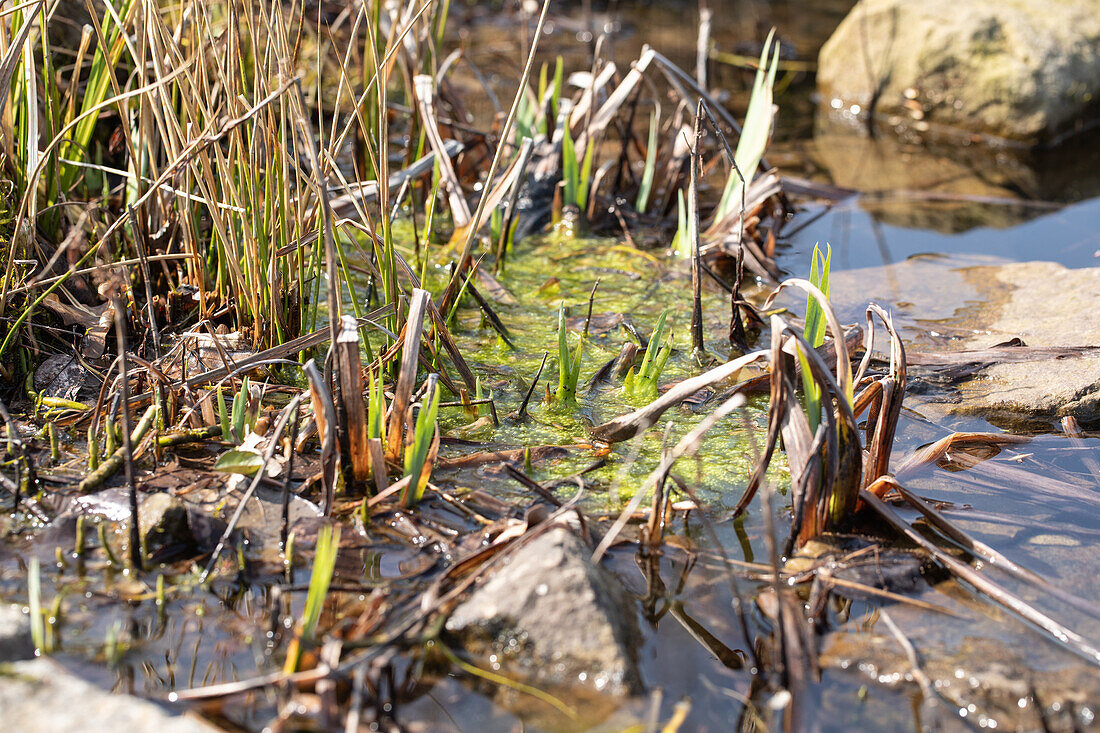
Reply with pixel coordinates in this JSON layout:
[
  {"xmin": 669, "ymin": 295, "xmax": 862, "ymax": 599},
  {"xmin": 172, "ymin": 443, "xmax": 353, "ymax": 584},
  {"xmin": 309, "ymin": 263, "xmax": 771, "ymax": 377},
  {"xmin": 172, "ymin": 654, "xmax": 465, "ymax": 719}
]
[
  {"xmin": 0, "ymin": 604, "xmax": 33, "ymax": 661},
  {"xmin": 951, "ymin": 262, "xmax": 1100, "ymax": 422},
  {"xmin": 0, "ymin": 658, "xmax": 218, "ymax": 732},
  {"xmin": 138, "ymin": 493, "xmax": 196, "ymax": 558},
  {"xmin": 817, "ymin": 0, "xmax": 1100, "ymax": 145},
  {"xmin": 445, "ymin": 526, "xmax": 643, "ymax": 699}
]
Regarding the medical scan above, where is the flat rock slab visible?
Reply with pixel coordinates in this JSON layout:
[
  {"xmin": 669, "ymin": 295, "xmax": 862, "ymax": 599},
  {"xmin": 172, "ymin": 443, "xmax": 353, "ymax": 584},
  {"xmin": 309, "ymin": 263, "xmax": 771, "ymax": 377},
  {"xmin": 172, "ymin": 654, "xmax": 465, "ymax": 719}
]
[
  {"xmin": 445, "ymin": 526, "xmax": 643, "ymax": 700},
  {"xmin": 0, "ymin": 658, "xmax": 218, "ymax": 732},
  {"xmin": 952, "ymin": 262, "xmax": 1100, "ymax": 422},
  {"xmin": 822, "ymin": 633, "xmax": 1099, "ymax": 731},
  {"xmin": 818, "ymin": 0, "xmax": 1100, "ymax": 144},
  {"xmin": 831, "ymin": 258, "xmax": 1100, "ymax": 423}
]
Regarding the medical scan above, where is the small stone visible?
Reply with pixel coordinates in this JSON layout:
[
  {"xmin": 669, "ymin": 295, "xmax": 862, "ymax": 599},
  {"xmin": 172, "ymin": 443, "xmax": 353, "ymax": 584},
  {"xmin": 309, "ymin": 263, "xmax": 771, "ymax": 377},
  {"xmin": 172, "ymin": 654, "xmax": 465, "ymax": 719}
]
[
  {"xmin": 137, "ymin": 493, "xmax": 196, "ymax": 562},
  {"xmin": 445, "ymin": 526, "xmax": 643, "ymax": 699},
  {"xmin": 0, "ymin": 604, "xmax": 34, "ymax": 661}
]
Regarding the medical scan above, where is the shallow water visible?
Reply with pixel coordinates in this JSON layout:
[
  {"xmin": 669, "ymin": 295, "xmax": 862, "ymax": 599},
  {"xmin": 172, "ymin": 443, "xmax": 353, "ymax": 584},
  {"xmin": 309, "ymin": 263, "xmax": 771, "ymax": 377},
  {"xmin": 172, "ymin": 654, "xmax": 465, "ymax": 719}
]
[{"xmin": 5, "ymin": 1, "xmax": 1100, "ymax": 730}]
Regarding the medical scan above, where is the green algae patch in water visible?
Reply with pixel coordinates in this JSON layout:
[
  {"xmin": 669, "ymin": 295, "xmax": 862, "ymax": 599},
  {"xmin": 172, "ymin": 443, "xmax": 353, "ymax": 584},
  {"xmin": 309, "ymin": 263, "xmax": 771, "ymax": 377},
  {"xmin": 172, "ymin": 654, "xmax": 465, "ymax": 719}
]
[{"xmin": 411, "ymin": 230, "xmax": 787, "ymax": 510}]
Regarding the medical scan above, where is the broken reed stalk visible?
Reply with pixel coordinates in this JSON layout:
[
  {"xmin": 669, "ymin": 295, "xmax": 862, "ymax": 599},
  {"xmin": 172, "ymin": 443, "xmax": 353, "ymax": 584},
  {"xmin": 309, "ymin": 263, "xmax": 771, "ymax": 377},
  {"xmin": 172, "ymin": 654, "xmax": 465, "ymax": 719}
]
[
  {"xmin": 880, "ymin": 476, "xmax": 1100, "ymax": 622},
  {"xmin": 335, "ymin": 315, "xmax": 371, "ymax": 487},
  {"xmin": 414, "ymin": 74, "xmax": 471, "ymax": 228},
  {"xmin": 697, "ymin": 100, "xmax": 752, "ymax": 346},
  {"xmin": 78, "ymin": 403, "xmax": 157, "ymax": 493},
  {"xmin": 592, "ymin": 349, "xmax": 768, "ymax": 442},
  {"xmin": 281, "ymin": 418, "xmax": 300, "ymax": 551},
  {"xmin": 127, "ymin": 204, "xmax": 161, "ymax": 359},
  {"xmin": 688, "ymin": 102, "xmax": 705, "ymax": 358},
  {"xmin": 495, "ymin": 137, "xmax": 535, "ymax": 273},
  {"xmin": 860, "ymin": 488, "xmax": 1100, "ymax": 667},
  {"xmin": 855, "ymin": 304, "xmax": 906, "ymax": 488},
  {"xmin": 516, "ymin": 351, "xmax": 548, "ymax": 420},
  {"xmin": 304, "ymin": 359, "xmax": 338, "ymax": 515},
  {"xmin": 386, "ymin": 289, "xmax": 430, "ymax": 461}
]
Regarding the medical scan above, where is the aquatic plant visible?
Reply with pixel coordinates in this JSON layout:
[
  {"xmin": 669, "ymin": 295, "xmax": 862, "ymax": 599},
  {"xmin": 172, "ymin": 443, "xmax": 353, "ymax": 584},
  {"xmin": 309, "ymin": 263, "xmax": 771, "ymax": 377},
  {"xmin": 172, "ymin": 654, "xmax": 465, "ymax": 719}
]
[
  {"xmin": 671, "ymin": 190, "xmax": 690, "ymax": 258},
  {"xmin": 284, "ymin": 523, "xmax": 340, "ymax": 673},
  {"xmin": 401, "ymin": 377, "xmax": 441, "ymax": 507},
  {"xmin": 516, "ymin": 57, "xmax": 563, "ymax": 143},
  {"xmin": 624, "ymin": 311, "xmax": 673, "ymax": 402},
  {"xmin": 635, "ymin": 110, "xmax": 661, "ymax": 214},
  {"xmin": 27, "ymin": 556, "xmax": 44, "ymax": 652},
  {"xmin": 561, "ymin": 123, "xmax": 595, "ymax": 212},
  {"xmin": 367, "ymin": 370, "xmax": 386, "ymax": 444},
  {"xmin": 715, "ymin": 30, "xmax": 780, "ymax": 222},
  {"xmin": 798, "ymin": 243, "xmax": 833, "ymax": 432},
  {"xmin": 555, "ymin": 303, "xmax": 584, "ymax": 405}
]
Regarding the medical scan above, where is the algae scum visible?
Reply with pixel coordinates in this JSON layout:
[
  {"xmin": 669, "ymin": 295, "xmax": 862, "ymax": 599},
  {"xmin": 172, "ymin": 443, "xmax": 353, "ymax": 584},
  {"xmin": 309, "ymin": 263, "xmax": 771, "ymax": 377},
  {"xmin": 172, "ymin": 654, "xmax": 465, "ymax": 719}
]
[
  {"xmin": 434, "ymin": 232, "xmax": 775, "ymax": 496},
  {"xmin": 4, "ymin": 0, "xmax": 1100, "ymax": 730}
]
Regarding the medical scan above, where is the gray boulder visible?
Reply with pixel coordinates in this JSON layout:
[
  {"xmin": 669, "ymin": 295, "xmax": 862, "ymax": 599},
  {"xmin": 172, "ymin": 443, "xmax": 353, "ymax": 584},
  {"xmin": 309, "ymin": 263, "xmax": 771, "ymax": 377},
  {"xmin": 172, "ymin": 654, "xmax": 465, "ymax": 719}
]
[
  {"xmin": 445, "ymin": 526, "xmax": 643, "ymax": 700},
  {"xmin": 0, "ymin": 658, "xmax": 218, "ymax": 732},
  {"xmin": 817, "ymin": 0, "xmax": 1100, "ymax": 145}
]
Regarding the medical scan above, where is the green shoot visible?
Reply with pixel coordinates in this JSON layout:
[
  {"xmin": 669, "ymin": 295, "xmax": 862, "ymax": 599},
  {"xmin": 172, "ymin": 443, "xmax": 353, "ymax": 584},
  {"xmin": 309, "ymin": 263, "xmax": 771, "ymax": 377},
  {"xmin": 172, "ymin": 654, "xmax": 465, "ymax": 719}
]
[
  {"xmin": 635, "ymin": 110, "xmax": 660, "ymax": 213},
  {"xmin": 555, "ymin": 303, "xmax": 584, "ymax": 405},
  {"xmin": 804, "ymin": 243, "xmax": 832, "ymax": 349},
  {"xmin": 474, "ymin": 376, "xmax": 487, "ymax": 417},
  {"xmin": 490, "ymin": 205, "xmax": 503, "ymax": 245},
  {"xmin": 401, "ymin": 379, "xmax": 441, "ymax": 506},
  {"xmin": 301, "ymin": 524, "xmax": 340, "ymax": 640},
  {"xmin": 798, "ymin": 243, "xmax": 832, "ymax": 433},
  {"xmin": 368, "ymin": 370, "xmax": 386, "ymax": 442},
  {"xmin": 419, "ymin": 158, "xmax": 443, "ymax": 284},
  {"xmin": 230, "ymin": 378, "xmax": 247, "ymax": 442},
  {"xmin": 550, "ymin": 56, "xmax": 564, "ymax": 122},
  {"xmin": 561, "ymin": 124, "xmax": 594, "ymax": 211},
  {"xmin": 103, "ymin": 620, "xmax": 124, "ymax": 667},
  {"xmin": 228, "ymin": 376, "xmax": 259, "ymax": 442},
  {"xmin": 671, "ymin": 190, "xmax": 690, "ymax": 257},
  {"xmin": 515, "ymin": 87, "xmax": 537, "ymax": 144},
  {"xmin": 715, "ymin": 30, "xmax": 780, "ymax": 222},
  {"xmin": 28, "ymin": 556, "xmax": 44, "ymax": 652},
  {"xmin": 624, "ymin": 311, "xmax": 672, "ymax": 402},
  {"xmin": 283, "ymin": 523, "xmax": 340, "ymax": 673},
  {"xmin": 216, "ymin": 386, "xmax": 230, "ymax": 441}
]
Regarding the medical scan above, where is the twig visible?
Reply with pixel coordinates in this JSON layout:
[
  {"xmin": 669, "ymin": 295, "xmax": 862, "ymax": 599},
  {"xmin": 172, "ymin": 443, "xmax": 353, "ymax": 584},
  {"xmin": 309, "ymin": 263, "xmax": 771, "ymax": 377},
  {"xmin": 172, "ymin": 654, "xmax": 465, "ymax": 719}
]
[{"xmin": 107, "ymin": 284, "xmax": 142, "ymax": 571}]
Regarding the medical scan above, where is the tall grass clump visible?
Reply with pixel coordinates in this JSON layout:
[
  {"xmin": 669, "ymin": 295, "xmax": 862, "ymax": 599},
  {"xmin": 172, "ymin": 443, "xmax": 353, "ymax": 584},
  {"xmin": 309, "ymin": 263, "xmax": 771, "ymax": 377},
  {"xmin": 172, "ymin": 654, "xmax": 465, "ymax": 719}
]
[{"xmin": 0, "ymin": 0, "xmax": 458, "ymax": 370}]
